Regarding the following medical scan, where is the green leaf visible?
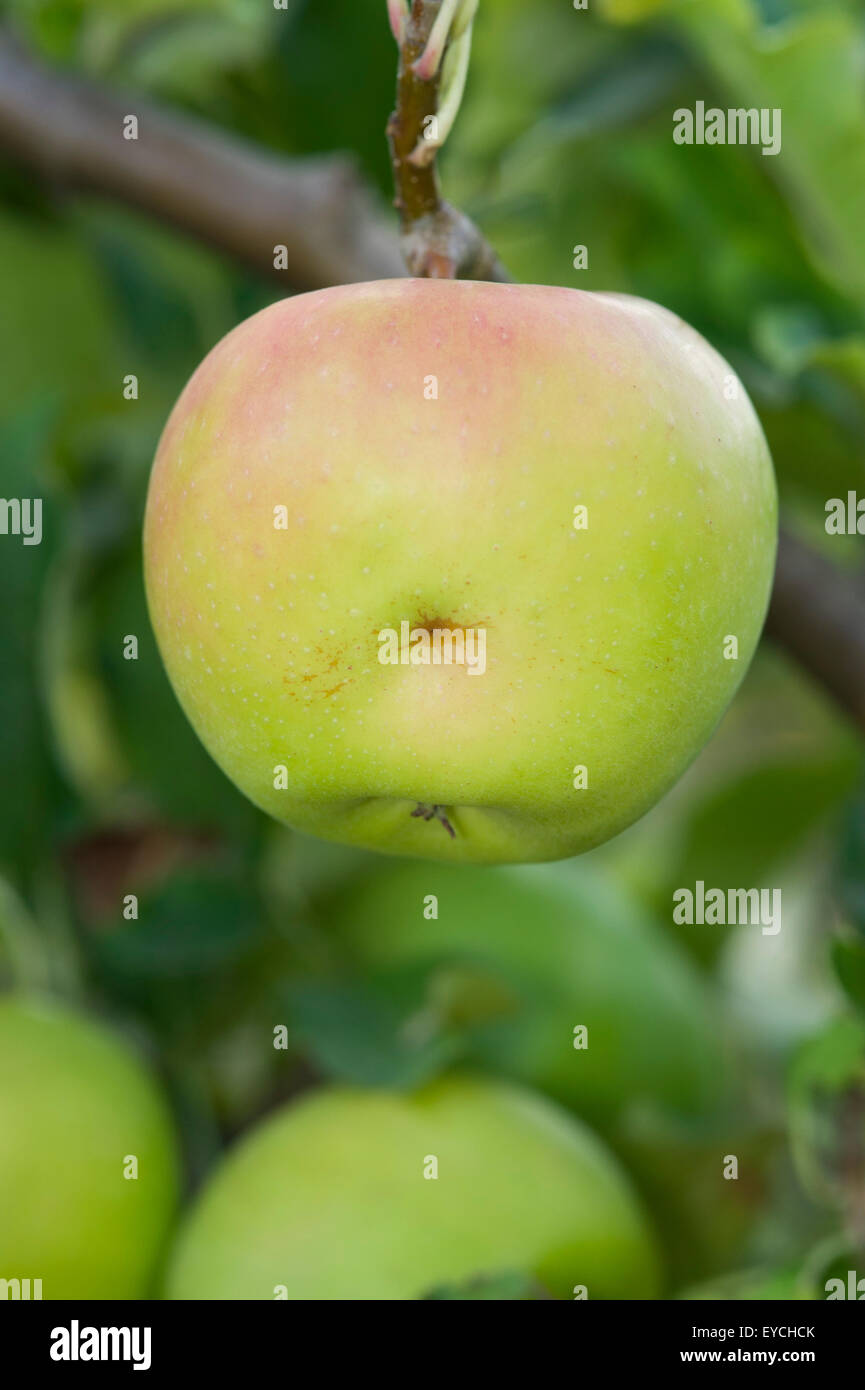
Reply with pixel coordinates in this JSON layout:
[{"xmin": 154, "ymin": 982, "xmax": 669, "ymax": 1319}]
[
  {"xmin": 789, "ymin": 1014, "xmax": 865, "ymax": 1208},
  {"xmin": 90, "ymin": 534, "xmax": 259, "ymax": 834},
  {"xmin": 93, "ymin": 871, "xmax": 263, "ymax": 981},
  {"xmin": 283, "ymin": 974, "xmax": 463, "ymax": 1090},
  {"xmin": 0, "ymin": 211, "xmax": 118, "ymax": 417},
  {"xmin": 0, "ymin": 401, "xmax": 65, "ymax": 884},
  {"xmin": 658, "ymin": 757, "xmax": 860, "ymax": 963},
  {"xmin": 836, "ymin": 787, "xmax": 865, "ymax": 940},
  {"xmin": 832, "ymin": 937, "xmax": 865, "ymax": 1014},
  {"xmin": 670, "ymin": 0, "xmax": 865, "ymax": 310},
  {"xmin": 0, "ymin": 876, "xmax": 51, "ymax": 994}
]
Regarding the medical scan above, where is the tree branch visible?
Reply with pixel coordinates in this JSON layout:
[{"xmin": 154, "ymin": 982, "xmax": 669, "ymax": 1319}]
[
  {"xmin": 766, "ymin": 530, "xmax": 865, "ymax": 732},
  {"xmin": 0, "ymin": 29, "xmax": 403, "ymax": 290}
]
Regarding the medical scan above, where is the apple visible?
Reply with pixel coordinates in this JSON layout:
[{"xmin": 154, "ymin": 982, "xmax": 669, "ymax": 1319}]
[
  {"xmin": 166, "ymin": 1074, "xmax": 660, "ymax": 1299},
  {"xmin": 144, "ymin": 279, "xmax": 776, "ymax": 863},
  {"xmin": 0, "ymin": 993, "xmax": 179, "ymax": 1299},
  {"xmin": 315, "ymin": 858, "xmax": 729, "ymax": 1123}
]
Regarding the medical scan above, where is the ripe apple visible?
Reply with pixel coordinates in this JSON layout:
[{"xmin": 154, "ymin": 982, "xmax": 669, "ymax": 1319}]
[
  {"xmin": 144, "ymin": 279, "xmax": 776, "ymax": 863},
  {"xmin": 315, "ymin": 858, "xmax": 729, "ymax": 1123},
  {"xmin": 166, "ymin": 1074, "xmax": 660, "ymax": 1299},
  {"xmin": 0, "ymin": 993, "xmax": 179, "ymax": 1299}
]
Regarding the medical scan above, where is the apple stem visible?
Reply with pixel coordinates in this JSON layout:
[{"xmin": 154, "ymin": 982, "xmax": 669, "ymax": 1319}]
[
  {"xmin": 411, "ymin": 0, "xmax": 464, "ymax": 82},
  {"xmin": 411, "ymin": 803, "xmax": 457, "ymax": 838},
  {"xmin": 386, "ymin": 1, "xmax": 509, "ymax": 280}
]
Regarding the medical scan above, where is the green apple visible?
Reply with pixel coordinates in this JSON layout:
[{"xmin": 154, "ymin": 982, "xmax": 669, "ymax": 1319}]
[
  {"xmin": 0, "ymin": 993, "xmax": 179, "ymax": 1299},
  {"xmin": 145, "ymin": 279, "xmax": 776, "ymax": 864},
  {"xmin": 315, "ymin": 859, "xmax": 729, "ymax": 1123},
  {"xmin": 166, "ymin": 1074, "xmax": 659, "ymax": 1300}
]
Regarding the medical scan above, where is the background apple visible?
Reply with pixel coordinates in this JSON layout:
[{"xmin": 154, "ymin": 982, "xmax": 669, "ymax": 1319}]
[
  {"xmin": 0, "ymin": 994, "xmax": 179, "ymax": 1299},
  {"xmin": 166, "ymin": 1074, "xmax": 660, "ymax": 1300},
  {"xmin": 314, "ymin": 858, "xmax": 730, "ymax": 1124},
  {"xmin": 144, "ymin": 278, "xmax": 777, "ymax": 864}
]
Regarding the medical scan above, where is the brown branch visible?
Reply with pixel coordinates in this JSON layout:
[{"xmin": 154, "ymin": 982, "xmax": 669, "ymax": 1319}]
[
  {"xmin": 766, "ymin": 530, "xmax": 865, "ymax": 733},
  {"xmin": 0, "ymin": 30, "xmax": 863, "ymax": 735},
  {"xmin": 0, "ymin": 29, "xmax": 403, "ymax": 290},
  {"xmin": 386, "ymin": 0, "xmax": 509, "ymax": 280}
]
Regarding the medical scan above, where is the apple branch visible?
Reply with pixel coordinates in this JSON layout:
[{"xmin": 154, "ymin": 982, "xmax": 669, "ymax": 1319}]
[
  {"xmin": 0, "ymin": 31, "xmax": 864, "ymax": 735},
  {"xmin": 386, "ymin": 0, "xmax": 508, "ymax": 280},
  {"xmin": 766, "ymin": 531, "xmax": 865, "ymax": 732},
  {"xmin": 0, "ymin": 29, "xmax": 403, "ymax": 291}
]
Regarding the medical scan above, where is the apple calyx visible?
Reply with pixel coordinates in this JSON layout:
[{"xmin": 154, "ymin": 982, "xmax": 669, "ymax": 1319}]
[{"xmin": 411, "ymin": 803, "xmax": 457, "ymax": 838}]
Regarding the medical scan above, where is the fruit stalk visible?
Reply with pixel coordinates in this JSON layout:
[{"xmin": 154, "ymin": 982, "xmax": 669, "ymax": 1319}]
[{"xmin": 386, "ymin": 0, "xmax": 509, "ymax": 280}]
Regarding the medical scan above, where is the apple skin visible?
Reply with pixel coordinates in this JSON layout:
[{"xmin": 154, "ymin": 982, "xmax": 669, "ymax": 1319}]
[
  {"xmin": 0, "ymin": 994, "xmax": 179, "ymax": 1299},
  {"xmin": 316, "ymin": 859, "xmax": 729, "ymax": 1123},
  {"xmin": 144, "ymin": 279, "xmax": 777, "ymax": 864},
  {"xmin": 166, "ymin": 1074, "xmax": 660, "ymax": 1300}
]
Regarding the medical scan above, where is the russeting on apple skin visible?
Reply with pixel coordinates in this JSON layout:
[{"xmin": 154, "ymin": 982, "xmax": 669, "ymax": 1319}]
[
  {"xmin": 144, "ymin": 279, "xmax": 777, "ymax": 864},
  {"xmin": 165, "ymin": 1076, "xmax": 660, "ymax": 1300}
]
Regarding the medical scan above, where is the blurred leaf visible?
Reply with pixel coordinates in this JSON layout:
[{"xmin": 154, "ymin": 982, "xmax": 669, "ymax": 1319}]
[
  {"xmin": 677, "ymin": 1264, "xmax": 816, "ymax": 1300},
  {"xmin": 111, "ymin": 3, "xmax": 275, "ymax": 102},
  {"xmin": 283, "ymin": 975, "xmax": 463, "ymax": 1090},
  {"xmin": 5, "ymin": 0, "xmax": 245, "ymax": 66},
  {"xmin": 426, "ymin": 964, "xmax": 519, "ymax": 1028},
  {"xmin": 41, "ymin": 552, "xmax": 131, "ymax": 806},
  {"xmin": 837, "ymin": 786, "xmax": 865, "ymax": 940},
  {"xmin": 758, "ymin": 393, "xmax": 865, "ymax": 507},
  {"xmin": 617, "ymin": 1107, "xmax": 776, "ymax": 1284},
  {"xmin": 93, "ymin": 871, "xmax": 262, "ymax": 980},
  {"xmin": 25, "ymin": 440, "xmax": 252, "ymax": 836},
  {"xmin": 832, "ymin": 937, "xmax": 865, "ymax": 1014},
  {"xmin": 0, "ymin": 211, "xmax": 118, "ymax": 419},
  {"xmin": 423, "ymin": 1270, "xmax": 547, "ymax": 1300},
  {"xmin": 659, "ymin": 758, "xmax": 859, "ymax": 961},
  {"xmin": 80, "ymin": 207, "xmax": 235, "ymax": 373},
  {"xmin": 798, "ymin": 1232, "xmax": 865, "ymax": 1297},
  {"xmin": 789, "ymin": 1014, "xmax": 865, "ymax": 1209},
  {"xmin": 670, "ymin": 0, "xmax": 865, "ymax": 310},
  {"xmin": 512, "ymin": 37, "xmax": 686, "ymax": 153},
  {"xmin": 601, "ymin": 0, "xmax": 669, "ymax": 20},
  {"xmin": 0, "ymin": 876, "xmax": 51, "ymax": 993},
  {"xmin": 85, "ymin": 865, "xmax": 277, "ymax": 1046},
  {"xmin": 0, "ymin": 400, "xmax": 65, "ymax": 884},
  {"xmin": 753, "ymin": 303, "xmax": 829, "ymax": 376},
  {"xmin": 268, "ymin": 0, "xmax": 398, "ymax": 190}
]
